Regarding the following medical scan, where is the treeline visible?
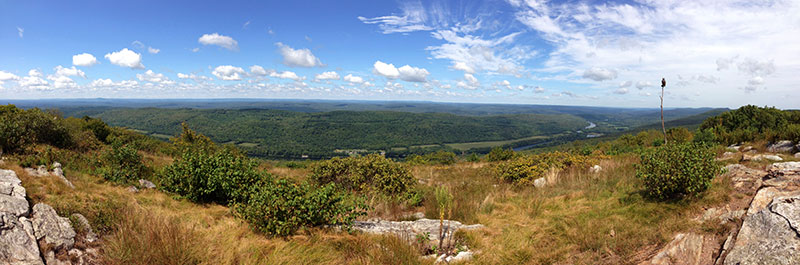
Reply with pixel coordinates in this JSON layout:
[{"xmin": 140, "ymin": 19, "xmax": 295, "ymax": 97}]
[
  {"xmin": 74, "ymin": 108, "xmax": 586, "ymax": 159},
  {"xmin": 699, "ymin": 105, "xmax": 800, "ymax": 144}
]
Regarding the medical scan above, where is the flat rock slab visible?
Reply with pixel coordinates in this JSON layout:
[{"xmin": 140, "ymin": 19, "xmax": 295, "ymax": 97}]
[
  {"xmin": 31, "ymin": 203, "xmax": 76, "ymax": 251},
  {"xmin": 351, "ymin": 218, "xmax": 484, "ymax": 243},
  {"xmin": 724, "ymin": 195, "xmax": 800, "ymax": 265},
  {"xmin": 644, "ymin": 232, "xmax": 716, "ymax": 265},
  {"xmin": 0, "ymin": 170, "xmax": 30, "ymax": 217},
  {"xmin": 0, "ymin": 213, "xmax": 44, "ymax": 265}
]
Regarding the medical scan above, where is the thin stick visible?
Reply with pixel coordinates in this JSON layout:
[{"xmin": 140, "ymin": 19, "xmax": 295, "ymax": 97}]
[{"xmin": 660, "ymin": 80, "xmax": 667, "ymax": 144}]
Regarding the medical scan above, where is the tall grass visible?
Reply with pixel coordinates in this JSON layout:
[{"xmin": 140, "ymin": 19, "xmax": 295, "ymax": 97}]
[{"xmin": 103, "ymin": 207, "xmax": 204, "ymax": 265}]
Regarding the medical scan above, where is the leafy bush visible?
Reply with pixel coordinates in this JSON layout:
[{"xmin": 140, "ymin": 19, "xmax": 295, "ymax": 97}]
[
  {"xmin": 99, "ymin": 143, "xmax": 150, "ymax": 184},
  {"xmin": 405, "ymin": 150, "xmax": 457, "ymax": 165},
  {"xmin": 160, "ymin": 146, "xmax": 261, "ymax": 204},
  {"xmin": 233, "ymin": 179, "xmax": 367, "ymax": 237},
  {"xmin": 700, "ymin": 105, "xmax": 800, "ymax": 144},
  {"xmin": 0, "ymin": 105, "xmax": 73, "ymax": 153},
  {"xmin": 635, "ymin": 142, "xmax": 721, "ymax": 200},
  {"xmin": 494, "ymin": 152, "xmax": 595, "ymax": 185},
  {"xmin": 310, "ymin": 154, "xmax": 415, "ymax": 198},
  {"xmin": 486, "ymin": 147, "xmax": 516, "ymax": 162}
]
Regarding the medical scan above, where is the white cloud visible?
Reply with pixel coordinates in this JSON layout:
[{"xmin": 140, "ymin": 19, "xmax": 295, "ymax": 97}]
[
  {"xmin": 148, "ymin": 47, "xmax": 160, "ymax": 54},
  {"xmin": 17, "ymin": 27, "xmax": 23, "ymax": 38},
  {"xmin": 275, "ymin": 42, "xmax": 323, "ymax": 67},
  {"xmin": 315, "ymin": 71, "xmax": 340, "ymax": 81},
  {"xmin": 397, "ymin": 65, "xmax": 429, "ymax": 82},
  {"xmin": 104, "ymin": 48, "xmax": 144, "ymax": 69},
  {"xmin": 54, "ymin": 66, "xmax": 86, "ymax": 78},
  {"xmin": 373, "ymin": 61, "xmax": 429, "ymax": 82},
  {"xmin": 357, "ymin": 1, "xmax": 433, "ymax": 34},
  {"xmin": 582, "ymin": 67, "xmax": 617, "ymax": 81},
  {"xmin": 748, "ymin": 76, "xmax": 765, "ymax": 86},
  {"xmin": 457, "ymin": 73, "xmax": 480, "ymax": 90},
  {"xmin": 47, "ymin": 75, "xmax": 77, "ymax": 89},
  {"xmin": 73, "ymin": 53, "xmax": 99, "ymax": 67},
  {"xmin": 18, "ymin": 69, "xmax": 49, "ymax": 90},
  {"xmin": 249, "ymin": 65, "xmax": 270, "ymax": 76},
  {"xmin": 212, "ymin": 65, "xmax": 246, "ymax": 80},
  {"xmin": 198, "ymin": 33, "xmax": 239, "ymax": 51},
  {"xmin": 0, "ymin": 71, "xmax": 20, "ymax": 81},
  {"xmin": 137, "ymin": 70, "xmax": 169, "ymax": 83},
  {"xmin": 613, "ymin": 87, "xmax": 629, "ymax": 94},
  {"xmin": 737, "ymin": 58, "xmax": 775, "ymax": 77},
  {"xmin": 534, "ymin": 86, "xmax": 545, "ymax": 93},
  {"xmin": 618, "ymin": 80, "xmax": 632, "ymax": 88},
  {"xmin": 428, "ymin": 30, "xmax": 532, "ymax": 75},
  {"xmin": 191, "ymin": 47, "xmax": 200, "ymax": 52},
  {"xmin": 452, "ymin": 62, "xmax": 475, "ymax": 73},
  {"xmin": 177, "ymin": 73, "xmax": 212, "ymax": 82},
  {"xmin": 373, "ymin": 61, "xmax": 400, "ymax": 79},
  {"xmin": 270, "ymin": 71, "xmax": 301, "ymax": 81},
  {"xmin": 635, "ymin": 81, "xmax": 652, "ymax": 90},
  {"xmin": 343, "ymin": 74, "xmax": 364, "ymax": 84}
]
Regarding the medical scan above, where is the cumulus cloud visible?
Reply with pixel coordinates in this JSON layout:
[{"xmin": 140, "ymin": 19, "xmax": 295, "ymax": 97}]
[
  {"xmin": 618, "ymin": 80, "xmax": 632, "ymax": 88},
  {"xmin": 748, "ymin": 76, "xmax": 765, "ymax": 86},
  {"xmin": 212, "ymin": 65, "xmax": 246, "ymax": 80},
  {"xmin": 18, "ymin": 69, "xmax": 49, "ymax": 89},
  {"xmin": 343, "ymin": 74, "xmax": 364, "ymax": 84},
  {"xmin": 693, "ymin": 74, "xmax": 719, "ymax": 84},
  {"xmin": 614, "ymin": 88, "xmax": 629, "ymax": 94},
  {"xmin": 373, "ymin": 61, "xmax": 429, "ymax": 82},
  {"xmin": 104, "ymin": 48, "xmax": 144, "ymax": 69},
  {"xmin": 73, "ymin": 53, "xmax": 99, "ymax": 67},
  {"xmin": 249, "ymin": 65, "xmax": 270, "ymax": 76},
  {"xmin": 148, "ymin": 47, "xmax": 160, "ymax": 54},
  {"xmin": 198, "ymin": 33, "xmax": 239, "ymax": 51},
  {"xmin": 54, "ymin": 66, "xmax": 86, "ymax": 78},
  {"xmin": 275, "ymin": 42, "xmax": 323, "ymax": 67},
  {"xmin": 314, "ymin": 71, "xmax": 340, "ymax": 81},
  {"xmin": 270, "ymin": 71, "xmax": 301, "ymax": 81},
  {"xmin": 137, "ymin": 70, "xmax": 169, "ymax": 83},
  {"xmin": 457, "ymin": 73, "xmax": 480, "ymax": 90},
  {"xmin": 635, "ymin": 81, "xmax": 652, "ymax": 90},
  {"xmin": 177, "ymin": 73, "xmax": 212, "ymax": 82},
  {"xmin": 582, "ymin": 67, "xmax": 617, "ymax": 81},
  {"xmin": 0, "ymin": 71, "xmax": 21, "ymax": 81}
]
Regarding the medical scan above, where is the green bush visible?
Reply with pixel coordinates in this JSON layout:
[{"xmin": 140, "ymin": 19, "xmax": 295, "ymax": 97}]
[
  {"xmin": 635, "ymin": 142, "xmax": 721, "ymax": 200},
  {"xmin": 700, "ymin": 105, "xmax": 800, "ymax": 144},
  {"xmin": 494, "ymin": 152, "xmax": 595, "ymax": 185},
  {"xmin": 99, "ymin": 143, "xmax": 150, "ymax": 184},
  {"xmin": 160, "ymin": 146, "xmax": 261, "ymax": 204},
  {"xmin": 310, "ymin": 154, "xmax": 415, "ymax": 198},
  {"xmin": 233, "ymin": 179, "xmax": 367, "ymax": 237},
  {"xmin": 0, "ymin": 105, "xmax": 73, "ymax": 153},
  {"xmin": 486, "ymin": 147, "xmax": 516, "ymax": 162}
]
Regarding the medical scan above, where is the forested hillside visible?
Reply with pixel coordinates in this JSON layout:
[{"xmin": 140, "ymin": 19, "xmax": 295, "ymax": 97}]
[{"xmin": 77, "ymin": 108, "xmax": 587, "ymax": 158}]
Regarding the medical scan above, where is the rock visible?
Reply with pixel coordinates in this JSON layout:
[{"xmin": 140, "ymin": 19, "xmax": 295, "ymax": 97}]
[
  {"xmin": 52, "ymin": 162, "xmax": 62, "ymax": 170},
  {"xmin": 448, "ymin": 251, "xmax": 474, "ymax": 263},
  {"xmin": 724, "ymin": 196, "xmax": 800, "ymax": 265},
  {"xmin": 127, "ymin": 186, "xmax": 139, "ymax": 193},
  {"xmin": 795, "ymin": 152, "xmax": 800, "ymax": 158},
  {"xmin": 717, "ymin": 152, "xmax": 736, "ymax": 161},
  {"xmin": 24, "ymin": 166, "xmax": 49, "ymax": 178},
  {"xmin": 589, "ymin": 165, "xmax": 602, "ymax": 173},
  {"xmin": 762, "ymin": 154, "xmax": 783, "ymax": 161},
  {"xmin": 351, "ymin": 218, "xmax": 484, "ymax": 245},
  {"xmin": 742, "ymin": 154, "xmax": 782, "ymax": 162},
  {"xmin": 647, "ymin": 233, "xmax": 715, "ymax": 265},
  {"xmin": 727, "ymin": 144, "xmax": 741, "ymax": 151},
  {"xmin": 698, "ymin": 206, "xmax": 745, "ymax": 224},
  {"xmin": 31, "ymin": 203, "xmax": 76, "ymax": 250},
  {"xmin": 138, "ymin": 179, "xmax": 156, "ymax": 189},
  {"xmin": 767, "ymin": 161, "xmax": 800, "ymax": 177},
  {"xmin": 0, "ymin": 213, "xmax": 44, "ymax": 265},
  {"xmin": 533, "ymin": 177, "xmax": 546, "ymax": 188},
  {"xmin": 723, "ymin": 164, "xmax": 765, "ymax": 193},
  {"xmin": 70, "ymin": 213, "xmax": 97, "ymax": 243},
  {"xmin": 766, "ymin": 140, "xmax": 796, "ymax": 153},
  {"xmin": 741, "ymin": 146, "xmax": 754, "ymax": 152},
  {"xmin": 1, "ymin": 170, "xmax": 31, "ymax": 217}
]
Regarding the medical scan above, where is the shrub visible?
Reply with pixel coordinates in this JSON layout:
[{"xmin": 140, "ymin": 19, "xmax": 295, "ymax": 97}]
[
  {"xmin": 310, "ymin": 154, "xmax": 415, "ymax": 198},
  {"xmin": 635, "ymin": 142, "xmax": 721, "ymax": 200},
  {"xmin": 233, "ymin": 178, "xmax": 367, "ymax": 237},
  {"xmin": 99, "ymin": 143, "xmax": 150, "ymax": 184},
  {"xmin": 0, "ymin": 105, "xmax": 73, "ymax": 153},
  {"xmin": 160, "ymin": 147, "xmax": 261, "ymax": 204},
  {"xmin": 494, "ymin": 152, "xmax": 595, "ymax": 185},
  {"xmin": 486, "ymin": 147, "xmax": 516, "ymax": 162}
]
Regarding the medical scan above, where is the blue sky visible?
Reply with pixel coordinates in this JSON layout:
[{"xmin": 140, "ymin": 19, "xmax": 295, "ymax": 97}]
[{"xmin": 1, "ymin": 0, "xmax": 799, "ymax": 108}]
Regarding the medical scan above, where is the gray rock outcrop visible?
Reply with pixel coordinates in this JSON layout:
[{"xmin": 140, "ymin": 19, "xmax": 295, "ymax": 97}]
[
  {"xmin": 724, "ymin": 196, "xmax": 800, "ymax": 265},
  {"xmin": 31, "ymin": 203, "xmax": 76, "ymax": 250},
  {"xmin": 351, "ymin": 218, "xmax": 484, "ymax": 244},
  {"xmin": 767, "ymin": 140, "xmax": 796, "ymax": 153},
  {"xmin": 70, "ymin": 213, "xmax": 97, "ymax": 243},
  {"xmin": 647, "ymin": 232, "xmax": 716, "ymax": 265},
  {"xmin": 0, "ymin": 169, "xmax": 44, "ymax": 265},
  {"xmin": 138, "ymin": 179, "xmax": 156, "ymax": 189}
]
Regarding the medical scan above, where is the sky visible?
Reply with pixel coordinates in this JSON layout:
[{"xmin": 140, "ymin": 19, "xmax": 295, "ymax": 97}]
[{"xmin": 1, "ymin": 0, "xmax": 799, "ymax": 108}]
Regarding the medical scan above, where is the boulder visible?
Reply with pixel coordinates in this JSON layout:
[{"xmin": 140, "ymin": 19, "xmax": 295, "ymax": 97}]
[
  {"xmin": 724, "ymin": 196, "xmax": 800, "ymax": 265},
  {"xmin": 589, "ymin": 165, "xmax": 602, "ymax": 173},
  {"xmin": 742, "ymin": 154, "xmax": 782, "ymax": 162},
  {"xmin": 0, "ymin": 213, "xmax": 44, "ymax": 265},
  {"xmin": 741, "ymin": 146, "xmax": 754, "ymax": 152},
  {"xmin": 646, "ymin": 232, "xmax": 716, "ymax": 265},
  {"xmin": 31, "ymin": 203, "xmax": 76, "ymax": 250},
  {"xmin": 70, "ymin": 213, "xmax": 97, "ymax": 243},
  {"xmin": 727, "ymin": 144, "xmax": 741, "ymax": 151},
  {"xmin": 762, "ymin": 154, "xmax": 783, "ymax": 161},
  {"xmin": 127, "ymin": 186, "xmax": 139, "ymax": 193},
  {"xmin": 717, "ymin": 152, "xmax": 736, "ymax": 161},
  {"xmin": 767, "ymin": 161, "xmax": 800, "ymax": 177},
  {"xmin": 533, "ymin": 177, "xmax": 547, "ymax": 188},
  {"xmin": 24, "ymin": 166, "xmax": 49, "ymax": 178},
  {"xmin": 723, "ymin": 164, "xmax": 765, "ymax": 193},
  {"xmin": 0, "ymin": 170, "xmax": 30, "ymax": 217},
  {"xmin": 138, "ymin": 179, "xmax": 156, "ymax": 189},
  {"xmin": 766, "ymin": 140, "xmax": 796, "ymax": 153}
]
